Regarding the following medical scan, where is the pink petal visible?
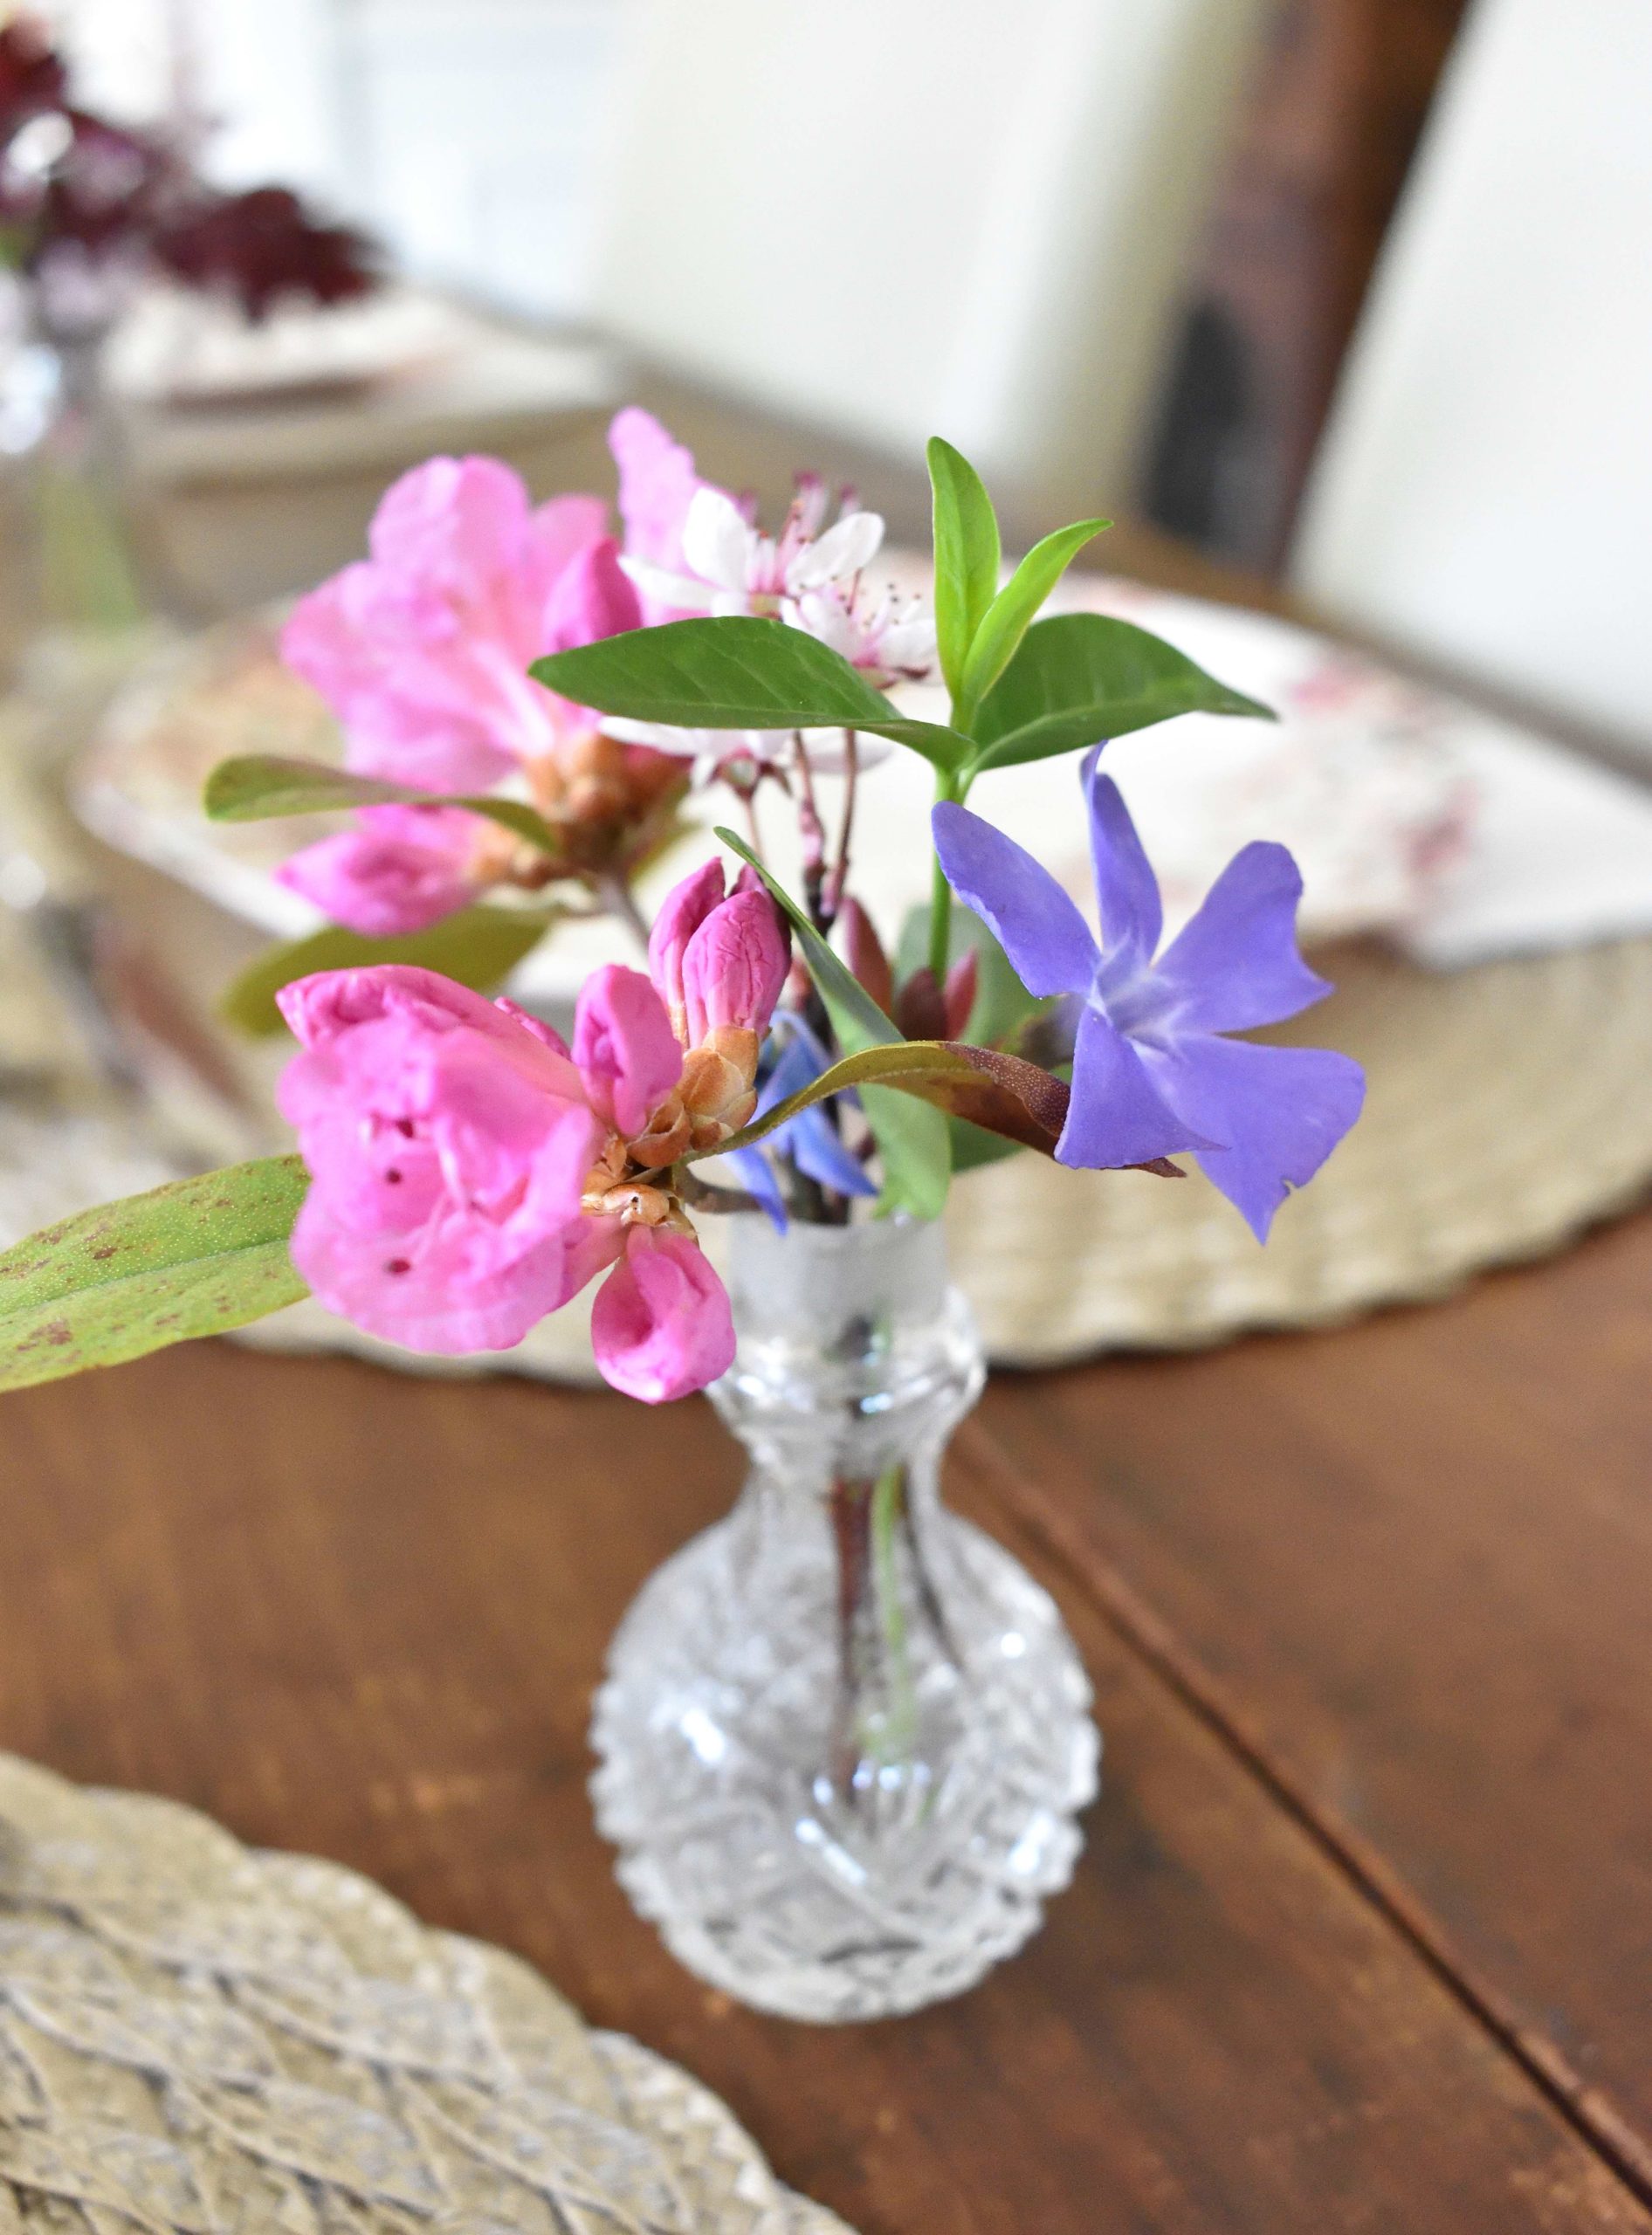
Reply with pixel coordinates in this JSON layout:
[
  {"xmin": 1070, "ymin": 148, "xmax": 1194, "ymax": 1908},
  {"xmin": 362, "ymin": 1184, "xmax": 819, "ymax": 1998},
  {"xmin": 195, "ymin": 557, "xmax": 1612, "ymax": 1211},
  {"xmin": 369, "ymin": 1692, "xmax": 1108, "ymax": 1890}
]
[
  {"xmin": 647, "ymin": 857, "xmax": 726, "ymax": 1034},
  {"xmin": 541, "ymin": 533, "xmax": 644, "ymax": 653},
  {"xmin": 571, "ymin": 964, "xmax": 683, "ymax": 1137},
  {"xmin": 277, "ymin": 966, "xmax": 582, "ymax": 1097},
  {"xmin": 368, "ymin": 454, "xmax": 530, "ymax": 587},
  {"xmin": 273, "ymin": 807, "xmax": 480, "ymax": 937},
  {"xmin": 589, "ymin": 1224, "xmax": 735, "ymax": 1401},
  {"xmin": 525, "ymin": 492, "xmax": 610, "ymax": 601},
  {"xmin": 492, "ymin": 998, "xmax": 570, "ymax": 1058},
  {"xmin": 681, "ymin": 887, "xmax": 790, "ymax": 1042},
  {"xmin": 290, "ymin": 1191, "xmax": 589, "ymax": 1354},
  {"xmin": 609, "ymin": 405, "xmax": 701, "ymax": 573}
]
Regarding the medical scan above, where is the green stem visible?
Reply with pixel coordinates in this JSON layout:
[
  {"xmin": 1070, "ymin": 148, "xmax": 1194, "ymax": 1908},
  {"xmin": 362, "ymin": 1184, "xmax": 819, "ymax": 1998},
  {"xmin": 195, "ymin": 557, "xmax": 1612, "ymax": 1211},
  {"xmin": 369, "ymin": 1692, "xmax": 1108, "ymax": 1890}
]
[
  {"xmin": 869, "ymin": 1463, "xmax": 917, "ymax": 1767},
  {"xmin": 926, "ymin": 766, "xmax": 961, "ymax": 980}
]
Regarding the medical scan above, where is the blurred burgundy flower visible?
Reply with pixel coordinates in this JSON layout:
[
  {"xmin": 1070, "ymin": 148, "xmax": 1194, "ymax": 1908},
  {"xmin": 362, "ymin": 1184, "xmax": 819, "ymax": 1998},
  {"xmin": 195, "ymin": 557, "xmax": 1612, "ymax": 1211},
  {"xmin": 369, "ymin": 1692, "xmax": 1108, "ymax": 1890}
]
[
  {"xmin": 0, "ymin": 17, "xmax": 66, "ymax": 142},
  {"xmin": 153, "ymin": 184, "xmax": 377, "ymax": 322},
  {"xmin": 24, "ymin": 112, "xmax": 172, "ymax": 263}
]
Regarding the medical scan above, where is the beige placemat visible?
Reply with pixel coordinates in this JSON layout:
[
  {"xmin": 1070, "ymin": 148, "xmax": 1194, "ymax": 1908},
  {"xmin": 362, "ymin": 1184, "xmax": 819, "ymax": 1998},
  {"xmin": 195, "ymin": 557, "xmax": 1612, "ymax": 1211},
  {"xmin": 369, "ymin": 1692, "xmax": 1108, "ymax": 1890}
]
[{"xmin": 0, "ymin": 1752, "xmax": 850, "ymax": 2234}]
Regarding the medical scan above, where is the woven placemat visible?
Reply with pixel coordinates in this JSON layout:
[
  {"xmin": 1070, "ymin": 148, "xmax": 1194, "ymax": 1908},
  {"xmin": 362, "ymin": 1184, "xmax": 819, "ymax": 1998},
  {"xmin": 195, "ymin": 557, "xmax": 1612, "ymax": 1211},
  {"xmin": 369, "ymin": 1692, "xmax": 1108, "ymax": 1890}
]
[
  {"xmin": 0, "ymin": 1753, "xmax": 851, "ymax": 2234},
  {"xmin": 953, "ymin": 932, "xmax": 1652, "ymax": 1361}
]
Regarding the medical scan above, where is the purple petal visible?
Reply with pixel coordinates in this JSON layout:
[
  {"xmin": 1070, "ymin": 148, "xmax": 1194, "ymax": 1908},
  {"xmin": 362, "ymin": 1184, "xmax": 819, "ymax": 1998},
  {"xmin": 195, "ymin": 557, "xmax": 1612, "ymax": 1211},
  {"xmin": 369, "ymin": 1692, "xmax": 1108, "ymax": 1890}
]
[
  {"xmin": 1153, "ymin": 842, "xmax": 1330, "ymax": 1034},
  {"xmin": 790, "ymin": 1106, "xmax": 878, "ymax": 1198},
  {"xmin": 1085, "ymin": 771, "xmax": 1161, "ymax": 962},
  {"xmin": 1139, "ymin": 1034, "xmax": 1365, "ymax": 1240},
  {"xmin": 754, "ymin": 1024, "xmax": 877, "ymax": 1203},
  {"xmin": 729, "ymin": 1145, "xmax": 788, "ymax": 1228},
  {"xmin": 1056, "ymin": 1006, "xmax": 1214, "ymax": 1169},
  {"xmin": 932, "ymin": 802, "xmax": 1097, "ymax": 999}
]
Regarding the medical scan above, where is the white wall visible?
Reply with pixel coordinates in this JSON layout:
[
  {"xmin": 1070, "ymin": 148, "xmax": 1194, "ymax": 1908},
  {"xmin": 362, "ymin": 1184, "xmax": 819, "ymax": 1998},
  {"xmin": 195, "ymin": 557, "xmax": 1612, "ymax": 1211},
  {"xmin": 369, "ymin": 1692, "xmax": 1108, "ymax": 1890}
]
[
  {"xmin": 589, "ymin": 0, "xmax": 1266, "ymax": 516},
  {"xmin": 42, "ymin": 0, "xmax": 630, "ymax": 320},
  {"xmin": 337, "ymin": 0, "xmax": 629, "ymax": 320}
]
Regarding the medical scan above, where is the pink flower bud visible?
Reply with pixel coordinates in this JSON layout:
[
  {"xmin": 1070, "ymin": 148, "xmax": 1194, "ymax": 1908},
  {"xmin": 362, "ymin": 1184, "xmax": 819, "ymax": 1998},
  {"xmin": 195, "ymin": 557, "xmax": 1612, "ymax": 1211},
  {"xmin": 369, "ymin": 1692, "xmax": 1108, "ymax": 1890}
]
[
  {"xmin": 571, "ymin": 963, "xmax": 683, "ymax": 1138},
  {"xmin": 647, "ymin": 858, "xmax": 727, "ymax": 1040},
  {"xmin": 681, "ymin": 886, "xmax": 790, "ymax": 1045},
  {"xmin": 590, "ymin": 1223, "xmax": 735, "ymax": 1402}
]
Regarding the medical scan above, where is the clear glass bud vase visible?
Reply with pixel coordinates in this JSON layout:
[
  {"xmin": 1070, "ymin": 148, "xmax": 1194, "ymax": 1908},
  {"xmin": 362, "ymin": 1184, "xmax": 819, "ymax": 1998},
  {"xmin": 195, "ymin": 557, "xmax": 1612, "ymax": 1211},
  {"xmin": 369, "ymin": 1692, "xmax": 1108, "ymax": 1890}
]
[{"xmin": 589, "ymin": 1214, "xmax": 1100, "ymax": 2022}]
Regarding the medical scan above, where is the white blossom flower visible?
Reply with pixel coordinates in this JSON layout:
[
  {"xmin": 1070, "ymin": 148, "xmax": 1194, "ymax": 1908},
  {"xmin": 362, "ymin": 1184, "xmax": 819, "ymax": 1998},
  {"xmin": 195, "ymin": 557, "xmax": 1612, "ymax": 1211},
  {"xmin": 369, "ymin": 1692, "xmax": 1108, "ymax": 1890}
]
[
  {"xmin": 788, "ymin": 581, "xmax": 938, "ymax": 688},
  {"xmin": 621, "ymin": 477, "xmax": 885, "ymax": 621}
]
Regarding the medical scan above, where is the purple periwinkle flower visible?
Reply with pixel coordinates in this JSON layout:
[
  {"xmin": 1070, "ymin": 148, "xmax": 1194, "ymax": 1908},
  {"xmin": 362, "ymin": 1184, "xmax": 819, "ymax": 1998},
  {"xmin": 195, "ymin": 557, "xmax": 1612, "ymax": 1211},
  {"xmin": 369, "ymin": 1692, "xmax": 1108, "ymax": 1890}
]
[
  {"xmin": 932, "ymin": 754, "xmax": 1365, "ymax": 1239},
  {"xmin": 731, "ymin": 1014, "xmax": 877, "ymax": 1228}
]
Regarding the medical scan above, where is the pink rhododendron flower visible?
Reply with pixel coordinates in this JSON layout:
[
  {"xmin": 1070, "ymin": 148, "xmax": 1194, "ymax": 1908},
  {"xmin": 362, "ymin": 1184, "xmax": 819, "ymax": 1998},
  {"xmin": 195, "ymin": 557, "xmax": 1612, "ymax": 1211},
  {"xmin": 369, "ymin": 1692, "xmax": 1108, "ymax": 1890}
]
[
  {"xmin": 276, "ymin": 966, "xmax": 603, "ymax": 1355},
  {"xmin": 281, "ymin": 454, "xmax": 626, "ymax": 792},
  {"xmin": 277, "ymin": 455, "xmax": 682, "ymax": 936},
  {"xmin": 275, "ymin": 864, "xmax": 789, "ymax": 1400}
]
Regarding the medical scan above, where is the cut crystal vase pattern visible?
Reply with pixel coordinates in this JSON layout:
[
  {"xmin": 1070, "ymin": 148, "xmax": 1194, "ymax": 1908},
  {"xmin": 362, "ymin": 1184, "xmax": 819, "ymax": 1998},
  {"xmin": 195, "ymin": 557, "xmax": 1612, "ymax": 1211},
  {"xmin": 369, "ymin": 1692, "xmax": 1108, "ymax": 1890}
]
[{"xmin": 590, "ymin": 1216, "xmax": 1099, "ymax": 2022}]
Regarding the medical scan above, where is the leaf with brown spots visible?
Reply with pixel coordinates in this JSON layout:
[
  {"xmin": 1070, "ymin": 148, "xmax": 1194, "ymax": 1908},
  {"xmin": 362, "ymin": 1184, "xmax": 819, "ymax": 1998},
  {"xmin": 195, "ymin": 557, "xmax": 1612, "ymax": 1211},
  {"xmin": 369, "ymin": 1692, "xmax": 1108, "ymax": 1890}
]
[{"xmin": 0, "ymin": 1157, "xmax": 310, "ymax": 1393}]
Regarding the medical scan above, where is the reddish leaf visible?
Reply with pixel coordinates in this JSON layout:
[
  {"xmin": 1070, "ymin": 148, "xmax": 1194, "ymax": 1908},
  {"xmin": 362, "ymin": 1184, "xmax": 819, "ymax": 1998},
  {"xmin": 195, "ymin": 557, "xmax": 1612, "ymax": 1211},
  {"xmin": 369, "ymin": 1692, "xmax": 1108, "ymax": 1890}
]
[
  {"xmin": 912, "ymin": 1043, "xmax": 1183, "ymax": 1177},
  {"xmin": 894, "ymin": 966, "xmax": 947, "ymax": 1041},
  {"xmin": 836, "ymin": 897, "xmax": 894, "ymax": 1016}
]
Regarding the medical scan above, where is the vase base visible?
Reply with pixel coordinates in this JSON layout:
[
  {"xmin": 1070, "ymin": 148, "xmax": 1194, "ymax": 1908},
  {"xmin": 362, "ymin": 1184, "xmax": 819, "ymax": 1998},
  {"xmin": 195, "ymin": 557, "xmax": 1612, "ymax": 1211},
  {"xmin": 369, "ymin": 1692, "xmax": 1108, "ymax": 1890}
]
[{"xmin": 590, "ymin": 1511, "xmax": 1100, "ymax": 2024}]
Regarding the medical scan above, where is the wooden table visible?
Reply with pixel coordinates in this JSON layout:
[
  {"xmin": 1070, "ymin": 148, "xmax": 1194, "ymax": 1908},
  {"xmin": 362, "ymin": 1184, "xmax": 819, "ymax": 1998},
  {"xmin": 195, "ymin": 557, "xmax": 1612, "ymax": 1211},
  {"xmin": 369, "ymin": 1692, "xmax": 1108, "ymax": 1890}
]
[{"xmin": 6, "ymin": 1193, "xmax": 1652, "ymax": 2234}]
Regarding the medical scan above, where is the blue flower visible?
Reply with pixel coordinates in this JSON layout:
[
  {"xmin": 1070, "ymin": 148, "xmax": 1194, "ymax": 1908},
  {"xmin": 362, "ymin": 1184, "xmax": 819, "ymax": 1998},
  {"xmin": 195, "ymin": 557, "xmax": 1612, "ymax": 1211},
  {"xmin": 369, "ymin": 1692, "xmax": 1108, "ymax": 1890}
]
[
  {"xmin": 932, "ymin": 753, "xmax": 1364, "ymax": 1238},
  {"xmin": 730, "ymin": 1013, "xmax": 877, "ymax": 1228}
]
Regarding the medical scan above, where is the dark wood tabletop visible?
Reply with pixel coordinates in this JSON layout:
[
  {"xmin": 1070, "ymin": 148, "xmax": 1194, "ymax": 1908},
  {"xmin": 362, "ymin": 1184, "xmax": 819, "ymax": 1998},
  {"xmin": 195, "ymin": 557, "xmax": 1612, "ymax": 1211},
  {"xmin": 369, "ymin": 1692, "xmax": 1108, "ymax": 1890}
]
[{"xmin": 5, "ymin": 1193, "xmax": 1651, "ymax": 2235}]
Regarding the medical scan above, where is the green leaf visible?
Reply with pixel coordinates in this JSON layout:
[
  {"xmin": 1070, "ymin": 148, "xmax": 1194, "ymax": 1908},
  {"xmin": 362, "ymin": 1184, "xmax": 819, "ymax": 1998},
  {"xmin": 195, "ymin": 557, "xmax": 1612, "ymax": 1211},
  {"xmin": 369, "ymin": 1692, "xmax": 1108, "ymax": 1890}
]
[
  {"xmin": 532, "ymin": 619, "xmax": 973, "ymax": 772},
  {"xmin": 219, "ymin": 905, "xmax": 554, "ymax": 1037},
  {"xmin": 863, "ymin": 1084, "xmax": 951, "ymax": 1221},
  {"xmin": 714, "ymin": 828, "xmax": 952, "ymax": 1215},
  {"xmin": 967, "ymin": 612, "xmax": 1275, "ymax": 776},
  {"xmin": 948, "ymin": 1117, "xmax": 1025, "ymax": 1172},
  {"xmin": 957, "ymin": 517, "xmax": 1110, "ymax": 720},
  {"xmin": 203, "ymin": 754, "xmax": 566, "ymax": 858},
  {"xmin": 927, "ymin": 437, "xmax": 1001, "ymax": 704},
  {"xmin": 0, "ymin": 1156, "xmax": 309, "ymax": 1392},
  {"xmin": 704, "ymin": 1039, "xmax": 981, "ymax": 1160}
]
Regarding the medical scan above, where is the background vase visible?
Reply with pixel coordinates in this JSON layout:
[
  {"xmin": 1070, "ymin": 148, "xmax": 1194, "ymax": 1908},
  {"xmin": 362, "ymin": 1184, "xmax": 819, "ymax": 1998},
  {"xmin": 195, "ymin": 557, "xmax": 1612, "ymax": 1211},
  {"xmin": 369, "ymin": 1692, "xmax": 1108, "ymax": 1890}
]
[
  {"xmin": 0, "ymin": 290, "xmax": 147, "ymax": 680},
  {"xmin": 590, "ymin": 1213, "xmax": 1099, "ymax": 2023}
]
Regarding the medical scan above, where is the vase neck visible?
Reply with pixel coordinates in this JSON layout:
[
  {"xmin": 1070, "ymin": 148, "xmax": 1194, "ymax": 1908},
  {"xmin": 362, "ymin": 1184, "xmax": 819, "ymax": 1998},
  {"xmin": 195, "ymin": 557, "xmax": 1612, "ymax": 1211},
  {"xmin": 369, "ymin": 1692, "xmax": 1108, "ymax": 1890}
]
[{"xmin": 710, "ymin": 1214, "xmax": 983, "ymax": 1484}]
